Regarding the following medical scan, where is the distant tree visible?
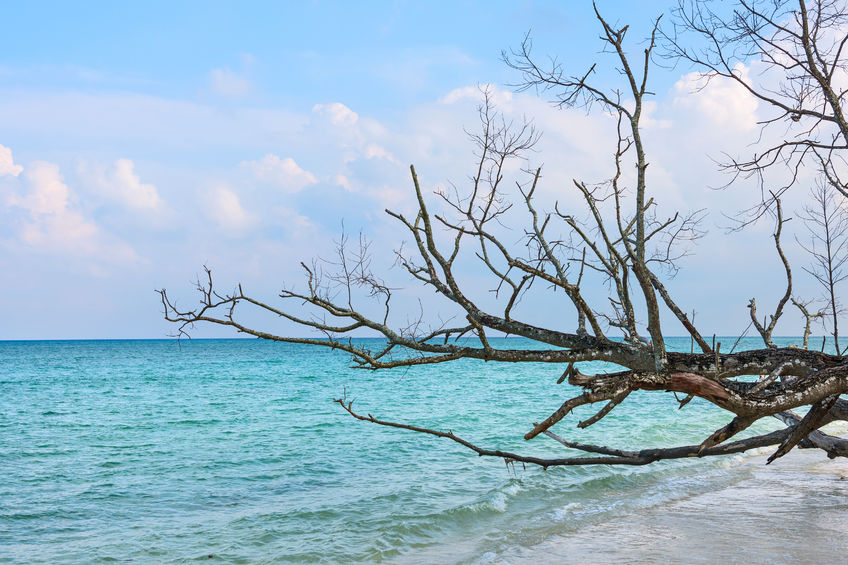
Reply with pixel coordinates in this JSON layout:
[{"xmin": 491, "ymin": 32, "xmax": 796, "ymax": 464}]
[
  {"xmin": 160, "ymin": 1, "xmax": 848, "ymax": 466},
  {"xmin": 799, "ymin": 181, "xmax": 848, "ymax": 355}
]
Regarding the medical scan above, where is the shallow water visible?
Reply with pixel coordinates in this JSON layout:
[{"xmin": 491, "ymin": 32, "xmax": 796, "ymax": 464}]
[{"xmin": 0, "ymin": 337, "xmax": 844, "ymax": 563}]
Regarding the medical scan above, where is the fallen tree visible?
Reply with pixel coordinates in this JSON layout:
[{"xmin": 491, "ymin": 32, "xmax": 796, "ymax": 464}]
[{"xmin": 160, "ymin": 0, "xmax": 848, "ymax": 467}]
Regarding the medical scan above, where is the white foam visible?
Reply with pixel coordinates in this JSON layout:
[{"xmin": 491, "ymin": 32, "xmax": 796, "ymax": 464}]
[
  {"xmin": 550, "ymin": 502, "xmax": 584, "ymax": 521},
  {"xmin": 501, "ymin": 482, "xmax": 524, "ymax": 496}
]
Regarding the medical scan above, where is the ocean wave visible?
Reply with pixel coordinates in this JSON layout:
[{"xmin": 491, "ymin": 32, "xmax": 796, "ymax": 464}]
[{"xmin": 548, "ymin": 502, "xmax": 584, "ymax": 522}]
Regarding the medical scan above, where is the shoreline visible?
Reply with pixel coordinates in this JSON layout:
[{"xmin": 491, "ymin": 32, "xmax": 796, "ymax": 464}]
[
  {"xmin": 482, "ymin": 450, "xmax": 848, "ymax": 564},
  {"xmin": 388, "ymin": 447, "xmax": 848, "ymax": 565}
]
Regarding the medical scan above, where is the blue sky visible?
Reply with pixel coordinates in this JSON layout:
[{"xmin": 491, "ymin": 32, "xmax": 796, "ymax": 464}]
[
  {"xmin": 2, "ymin": 2, "xmax": 678, "ymax": 106},
  {"xmin": 0, "ymin": 1, "xmax": 823, "ymax": 339}
]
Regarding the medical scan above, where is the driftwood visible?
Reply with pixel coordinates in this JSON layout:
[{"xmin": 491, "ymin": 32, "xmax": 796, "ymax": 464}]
[{"xmin": 160, "ymin": 1, "xmax": 848, "ymax": 467}]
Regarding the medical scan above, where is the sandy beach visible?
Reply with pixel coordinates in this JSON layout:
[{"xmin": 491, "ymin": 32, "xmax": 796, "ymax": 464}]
[{"xmin": 481, "ymin": 450, "xmax": 848, "ymax": 564}]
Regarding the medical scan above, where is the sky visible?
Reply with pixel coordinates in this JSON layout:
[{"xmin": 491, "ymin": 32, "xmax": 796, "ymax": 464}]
[{"xmin": 0, "ymin": 1, "xmax": 833, "ymax": 340}]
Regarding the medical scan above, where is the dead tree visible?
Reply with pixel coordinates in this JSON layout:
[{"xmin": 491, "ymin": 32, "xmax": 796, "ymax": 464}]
[
  {"xmin": 159, "ymin": 2, "xmax": 848, "ymax": 468},
  {"xmin": 665, "ymin": 0, "xmax": 848, "ymax": 218},
  {"xmin": 799, "ymin": 181, "xmax": 848, "ymax": 355}
]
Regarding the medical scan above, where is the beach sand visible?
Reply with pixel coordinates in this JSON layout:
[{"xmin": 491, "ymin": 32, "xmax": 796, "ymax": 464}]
[{"xmin": 488, "ymin": 450, "xmax": 848, "ymax": 564}]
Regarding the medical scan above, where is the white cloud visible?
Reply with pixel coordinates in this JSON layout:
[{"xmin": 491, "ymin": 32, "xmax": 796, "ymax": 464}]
[
  {"xmin": 0, "ymin": 73, "xmax": 812, "ymax": 335},
  {"xmin": 440, "ymin": 86, "xmax": 479, "ymax": 105},
  {"xmin": 672, "ymin": 63, "xmax": 759, "ymax": 132},
  {"xmin": 11, "ymin": 161, "xmax": 70, "ymax": 215},
  {"xmin": 364, "ymin": 143, "xmax": 397, "ymax": 162},
  {"xmin": 440, "ymin": 84, "xmax": 512, "ymax": 105},
  {"xmin": 206, "ymin": 185, "xmax": 254, "ymax": 231},
  {"xmin": 85, "ymin": 158, "xmax": 163, "ymax": 210},
  {"xmin": 272, "ymin": 205, "xmax": 314, "ymax": 235},
  {"xmin": 6, "ymin": 161, "xmax": 138, "ymax": 263},
  {"xmin": 0, "ymin": 144, "xmax": 23, "ymax": 177},
  {"xmin": 209, "ymin": 67, "xmax": 252, "ymax": 99},
  {"xmin": 334, "ymin": 174, "xmax": 352, "ymax": 190},
  {"xmin": 641, "ymin": 100, "xmax": 672, "ymax": 129},
  {"xmin": 240, "ymin": 154, "xmax": 317, "ymax": 192},
  {"xmin": 312, "ymin": 102, "xmax": 358, "ymax": 126},
  {"xmin": 111, "ymin": 159, "xmax": 162, "ymax": 209}
]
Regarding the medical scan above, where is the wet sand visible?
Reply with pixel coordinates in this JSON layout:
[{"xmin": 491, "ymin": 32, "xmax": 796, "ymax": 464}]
[{"xmin": 497, "ymin": 450, "xmax": 848, "ymax": 564}]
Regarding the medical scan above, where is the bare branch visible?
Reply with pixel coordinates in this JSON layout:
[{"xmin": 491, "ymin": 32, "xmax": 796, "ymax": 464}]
[{"xmin": 160, "ymin": 2, "xmax": 848, "ymax": 472}]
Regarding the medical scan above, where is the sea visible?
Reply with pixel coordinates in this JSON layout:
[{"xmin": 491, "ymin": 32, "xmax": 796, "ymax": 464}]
[{"xmin": 2, "ymin": 337, "xmax": 847, "ymax": 564}]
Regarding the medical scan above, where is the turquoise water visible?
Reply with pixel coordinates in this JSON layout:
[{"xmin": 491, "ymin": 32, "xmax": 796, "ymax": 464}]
[{"xmin": 1, "ymin": 337, "xmax": 845, "ymax": 563}]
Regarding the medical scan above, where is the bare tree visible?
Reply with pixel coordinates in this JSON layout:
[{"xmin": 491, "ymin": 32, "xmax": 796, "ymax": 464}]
[
  {"xmin": 748, "ymin": 198, "xmax": 793, "ymax": 348},
  {"xmin": 159, "ymin": 2, "xmax": 848, "ymax": 468},
  {"xmin": 799, "ymin": 181, "xmax": 848, "ymax": 355},
  {"xmin": 792, "ymin": 297, "xmax": 826, "ymax": 348},
  {"xmin": 665, "ymin": 0, "xmax": 848, "ymax": 218}
]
